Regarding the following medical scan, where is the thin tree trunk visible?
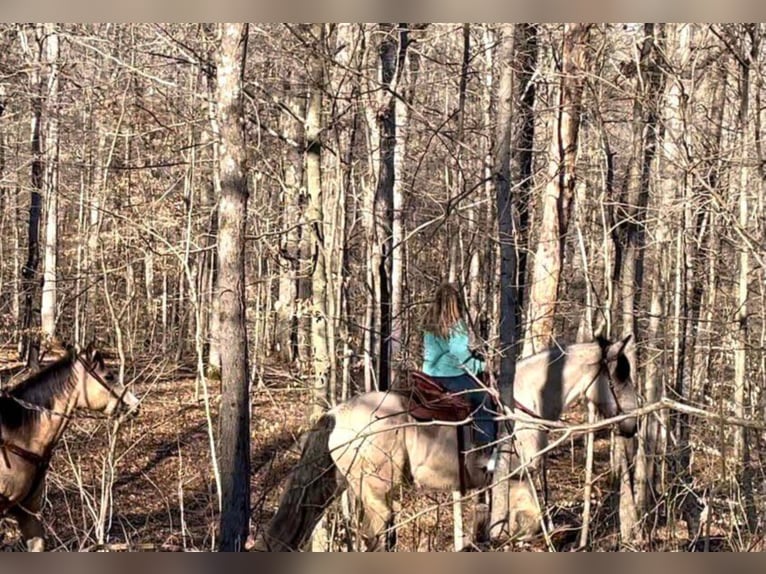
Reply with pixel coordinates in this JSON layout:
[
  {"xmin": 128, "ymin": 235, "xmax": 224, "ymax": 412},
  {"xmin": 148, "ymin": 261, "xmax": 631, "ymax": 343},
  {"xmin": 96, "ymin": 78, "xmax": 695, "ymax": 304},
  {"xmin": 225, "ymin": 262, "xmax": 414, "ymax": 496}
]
[
  {"xmin": 389, "ymin": 25, "xmax": 410, "ymax": 374},
  {"xmin": 332, "ymin": 23, "xmax": 360, "ymax": 400},
  {"xmin": 490, "ymin": 23, "xmax": 537, "ymax": 541},
  {"xmin": 214, "ymin": 22, "xmax": 250, "ymax": 552},
  {"xmin": 273, "ymin": 63, "xmax": 305, "ymax": 366},
  {"xmin": 612, "ymin": 23, "xmax": 663, "ymax": 542},
  {"xmin": 19, "ymin": 25, "xmax": 45, "ymax": 367},
  {"xmin": 203, "ymin": 30, "xmax": 223, "ymax": 374},
  {"xmin": 40, "ymin": 23, "xmax": 59, "ymax": 342},
  {"xmin": 374, "ymin": 23, "xmax": 409, "ymax": 391},
  {"xmin": 488, "ymin": 22, "xmax": 518, "ymax": 542},
  {"xmin": 306, "ymin": 24, "xmax": 330, "ymax": 418},
  {"xmin": 734, "ymin": 24, "xmax": 757, "ymax": 533},
  {"xmin": 361, "ymin": 23, "xmax": 382, "ymax": 392},
  {"xmin": 522, "ymin": 23, "xmax": 592, "ymax": 356}
]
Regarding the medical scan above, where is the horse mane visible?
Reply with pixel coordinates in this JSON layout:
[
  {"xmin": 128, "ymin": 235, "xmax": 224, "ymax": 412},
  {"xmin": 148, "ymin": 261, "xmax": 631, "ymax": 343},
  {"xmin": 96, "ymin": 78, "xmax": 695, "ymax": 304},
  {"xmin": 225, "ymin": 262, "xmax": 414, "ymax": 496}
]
[{"xmin": 0, "ymin": 352, "xmax": 78, "ymax": 430}]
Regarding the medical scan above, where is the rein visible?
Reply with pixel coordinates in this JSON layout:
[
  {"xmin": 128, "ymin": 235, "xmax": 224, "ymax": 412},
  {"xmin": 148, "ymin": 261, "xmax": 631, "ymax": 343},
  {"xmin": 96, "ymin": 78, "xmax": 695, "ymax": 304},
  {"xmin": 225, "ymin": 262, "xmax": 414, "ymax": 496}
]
[
  {"xmin": 0, "ymin": 437, "xmax": 49, "ymax": 469},
  {"xmin": 512, "ymin": 397, "xmax": 543, "ymax": 420}
]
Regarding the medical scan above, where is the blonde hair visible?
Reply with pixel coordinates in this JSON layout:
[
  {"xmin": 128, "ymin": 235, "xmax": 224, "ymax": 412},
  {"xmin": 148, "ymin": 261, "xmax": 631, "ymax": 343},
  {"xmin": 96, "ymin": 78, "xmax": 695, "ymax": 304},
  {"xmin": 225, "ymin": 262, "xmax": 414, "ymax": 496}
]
[{"xmin": 422, "ymin": 283, "xmax": 467, "ymax": 338}]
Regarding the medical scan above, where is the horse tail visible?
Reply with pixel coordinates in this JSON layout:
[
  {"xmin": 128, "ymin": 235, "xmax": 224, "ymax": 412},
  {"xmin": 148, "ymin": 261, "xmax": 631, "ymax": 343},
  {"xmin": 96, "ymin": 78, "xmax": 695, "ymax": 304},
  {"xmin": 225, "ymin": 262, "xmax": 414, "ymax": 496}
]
[{"xmin": 263, "ymin": 413, "xmax": 342, "ymax": 551}]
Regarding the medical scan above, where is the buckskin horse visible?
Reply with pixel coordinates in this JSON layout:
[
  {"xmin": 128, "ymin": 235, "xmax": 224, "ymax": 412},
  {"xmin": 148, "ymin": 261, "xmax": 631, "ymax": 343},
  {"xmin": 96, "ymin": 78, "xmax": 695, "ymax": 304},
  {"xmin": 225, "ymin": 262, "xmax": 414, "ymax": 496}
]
[
  {"xmin": 0, "ymin": 344, "xmax": 140, "ymax": 551},
  {"xmin": 263, "ymin": 335, "xmax": 638, "ymax": 551}
]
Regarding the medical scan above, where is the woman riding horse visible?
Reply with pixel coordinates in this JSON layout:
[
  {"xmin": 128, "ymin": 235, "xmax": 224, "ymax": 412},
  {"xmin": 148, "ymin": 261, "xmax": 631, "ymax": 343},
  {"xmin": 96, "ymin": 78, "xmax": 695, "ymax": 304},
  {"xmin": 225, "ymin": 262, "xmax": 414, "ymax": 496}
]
[{"xmin": 421, "ymin": 283, "xmax": 497, "ymax": 473}]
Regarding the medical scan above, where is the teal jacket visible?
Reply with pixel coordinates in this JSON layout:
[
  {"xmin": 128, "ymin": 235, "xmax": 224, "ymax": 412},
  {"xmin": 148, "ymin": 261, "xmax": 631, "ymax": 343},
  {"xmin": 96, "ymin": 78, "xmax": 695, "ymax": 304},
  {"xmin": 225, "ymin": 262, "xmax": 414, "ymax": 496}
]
[{"xmin": 422, "ymin": 322, "xmax": 485, "ymax": 377}]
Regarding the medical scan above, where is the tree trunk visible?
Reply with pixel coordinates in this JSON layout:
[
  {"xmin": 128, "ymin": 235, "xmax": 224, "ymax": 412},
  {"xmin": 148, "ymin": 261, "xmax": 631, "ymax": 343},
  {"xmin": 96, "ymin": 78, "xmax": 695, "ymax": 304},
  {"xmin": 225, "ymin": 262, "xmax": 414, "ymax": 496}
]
[
  {"xmin": 374, "ymin": 23, "xmax": 409, "ymax": 390},
  {"xmin": 734, "ymin": 24, "xmax": 757, "ymax": 532},
  {"xmin": 19, "ymin": 24, "xmax": 47, "ymax": 367},
  {"xmin": 490, "ymin": 22, "xmax": 537, "ymax": 541},
  {"xmin": 40, "ymin": 23, "xmax": 59, "ymax": 342},
  {"xmin": 522, "ymin": 23, "xmax": 592, "ymax": 356},
  {"xmin": 488, "ymin": 22, "xmax": 518, "ymax": 541},
  {"xmin": 611, "ymin": 23, "xmax": 663, "ymax": 542},
  {"xmin": 389, "ymin": 25, "xmax": 410, "ymax": 373},
  {"xmin": 306, "ymin": 24, "xmax": 331, "ymax": 418},
  {"xmin": 273, "ymin": 63, "xmax": 305, "ymax": 366},
  {"xmin": 214, "ymin": 22, "xmax": 250, "ymax": 552},
  {"xmin": 660, "ymin": 23, "xmax": 703, "ymax": 537}
]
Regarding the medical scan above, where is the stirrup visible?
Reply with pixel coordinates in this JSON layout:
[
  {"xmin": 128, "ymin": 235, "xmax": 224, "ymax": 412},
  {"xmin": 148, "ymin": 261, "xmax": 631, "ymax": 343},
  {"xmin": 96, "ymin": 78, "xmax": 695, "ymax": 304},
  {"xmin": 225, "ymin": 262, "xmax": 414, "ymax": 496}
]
[{"xmin": 484, "ymin": 448, "xmax": 499, "ymax": 473}]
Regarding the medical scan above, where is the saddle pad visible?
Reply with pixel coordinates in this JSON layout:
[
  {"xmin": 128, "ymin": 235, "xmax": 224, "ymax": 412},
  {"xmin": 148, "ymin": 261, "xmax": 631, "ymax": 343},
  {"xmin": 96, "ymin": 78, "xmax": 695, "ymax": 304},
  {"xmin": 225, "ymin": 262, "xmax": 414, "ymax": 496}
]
[{"xmin": 406, "ymin": 371, "xmax": 472, "ymax": 423}]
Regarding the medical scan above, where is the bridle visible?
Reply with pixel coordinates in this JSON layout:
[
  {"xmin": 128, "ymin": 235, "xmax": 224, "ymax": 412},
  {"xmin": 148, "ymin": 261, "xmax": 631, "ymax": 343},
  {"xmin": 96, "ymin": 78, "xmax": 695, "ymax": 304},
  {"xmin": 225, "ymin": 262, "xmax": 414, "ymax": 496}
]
[
  {"xmin": 585, "ymin": 355, "xmax": 628, "ymax": 417},
  {"xmin": 78, "ymin": 354, "xmax": 132, "ymax": 412}
]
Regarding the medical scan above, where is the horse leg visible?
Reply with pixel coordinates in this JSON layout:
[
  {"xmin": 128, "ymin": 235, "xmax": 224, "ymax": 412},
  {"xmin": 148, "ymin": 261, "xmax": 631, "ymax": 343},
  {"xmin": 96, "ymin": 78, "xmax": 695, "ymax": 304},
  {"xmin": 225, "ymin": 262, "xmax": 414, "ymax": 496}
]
[
  {"xmin": 358, "ymin": 487, "xmax": 396, "ymax": 552},
  {"xmin": 10, "ymin": 503, "xmax": 44, "ymax": 551},
  {"xmin": 10, "ymin": 477, "xmax": 46, "ymax": 552}
]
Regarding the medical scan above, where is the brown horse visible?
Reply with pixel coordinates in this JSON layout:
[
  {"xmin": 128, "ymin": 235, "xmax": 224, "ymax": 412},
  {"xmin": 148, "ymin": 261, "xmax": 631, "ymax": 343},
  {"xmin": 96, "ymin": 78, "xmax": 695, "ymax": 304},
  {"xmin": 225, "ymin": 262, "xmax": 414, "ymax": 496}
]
[
  {"xmin": 263, "ymin": 336, "xmax": 638, "ymax": 551},
  {"xmin": 0, "ymin": 345, "xmax": 140, "ymax": 551}
]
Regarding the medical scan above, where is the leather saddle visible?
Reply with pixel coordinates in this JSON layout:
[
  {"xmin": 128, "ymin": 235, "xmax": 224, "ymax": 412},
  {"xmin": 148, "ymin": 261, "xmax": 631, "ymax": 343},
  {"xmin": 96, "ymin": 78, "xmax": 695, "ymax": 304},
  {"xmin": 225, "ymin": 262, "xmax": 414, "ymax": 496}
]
[
  {"xmin": 402, "ymin": 371, "xmax": 499, "ymax": 491},
  {"xmin": 403, "ymin": 370, "xmax": 473, "ymax": 422}
]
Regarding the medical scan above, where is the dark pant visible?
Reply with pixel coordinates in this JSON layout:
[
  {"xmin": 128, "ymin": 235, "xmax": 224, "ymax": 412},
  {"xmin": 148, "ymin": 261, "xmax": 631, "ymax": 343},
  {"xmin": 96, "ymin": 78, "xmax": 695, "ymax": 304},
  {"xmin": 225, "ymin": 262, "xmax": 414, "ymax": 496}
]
[{"xmin": 431, "ymin": 374, "xmax": 497, "ymax": 448}]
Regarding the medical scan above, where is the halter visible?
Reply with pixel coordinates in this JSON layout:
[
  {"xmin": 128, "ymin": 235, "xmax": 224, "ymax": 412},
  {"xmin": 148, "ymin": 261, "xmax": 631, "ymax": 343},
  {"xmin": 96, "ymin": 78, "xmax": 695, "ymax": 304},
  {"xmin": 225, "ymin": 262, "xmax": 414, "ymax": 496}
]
[{"xmin": 582, "ymin": 353, "xmax": 627, "ymax": 417}]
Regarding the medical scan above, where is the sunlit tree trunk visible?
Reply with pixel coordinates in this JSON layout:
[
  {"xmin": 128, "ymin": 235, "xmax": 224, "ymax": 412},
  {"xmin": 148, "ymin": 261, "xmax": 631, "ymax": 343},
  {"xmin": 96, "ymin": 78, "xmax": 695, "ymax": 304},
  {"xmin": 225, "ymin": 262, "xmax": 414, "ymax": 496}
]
[
  {"xmin": 214, "ymin": 22, "xmax": 250, "ymax": 552},
  {"xmin": 305, "ymin": 24, "xmax": 331, "ymax": 417},
  {"xmin": 490, "ymin": 22, "xmax": 537, "ymax": 541},
  {"xmin": 361, "ymin": 24, "xmax": 382, "ymax": 392},
  {"xmin": 390, "ymin": 25, "xmax": 410, "ymax": 373},
  {"xmin": 272, "ymin": 64, "xmax": 305, "ymax": 366},
  {"xmin": 734, "ymin": 24, "xmax": 757, "ymax": 532},
  {"xmin": 610, "ymin": 23, "xmax": 662, "ymax": 542},
  {"xmin": 19, "ymin": 25, "xmax": 47, "ymax": 367},
  {"xmin": 40, "ymin": 23, "xmax": 59, "ymax": 342},
  {"xmin": 522, "ymin": 23, "xmax": 592, "ymax": 356},
  {"xmin": 374, "ymin": 23, "xmax": 409, "ymax": 390},
  {"xmin": 331, "ymin": 22, "xmax": 362, "ymax": 400}
]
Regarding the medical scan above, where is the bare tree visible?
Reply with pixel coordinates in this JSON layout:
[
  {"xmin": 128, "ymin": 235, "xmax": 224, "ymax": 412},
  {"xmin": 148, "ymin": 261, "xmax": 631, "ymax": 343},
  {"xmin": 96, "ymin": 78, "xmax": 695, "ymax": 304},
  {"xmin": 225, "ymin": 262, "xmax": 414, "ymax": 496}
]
[
  {"xmin": 305, "ymin": 24, "xmax": 331, "ymax": 416},
  {"xmin": 18, "ymin": 24, "xmax": 53, "ymax": 367},
  {"xmin": 39, "ymin": 23, "xmax": 59, "ymax": 343},
  {"xmin": 213, "ymin": 22, "xmax": 250, "ymax": 552},
  {"xmin": 523, "ymin": 23, "xmax": 592, "ymax": 356},
  {"xmin": 490, "ymin": 22, "xmax": 538, "ymax": 541}
]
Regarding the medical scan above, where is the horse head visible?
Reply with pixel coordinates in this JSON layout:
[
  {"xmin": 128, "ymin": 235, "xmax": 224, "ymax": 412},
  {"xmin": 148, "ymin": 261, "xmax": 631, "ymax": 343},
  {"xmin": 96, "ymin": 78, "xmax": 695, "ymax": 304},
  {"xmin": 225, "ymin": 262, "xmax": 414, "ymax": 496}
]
[
  {"xmin": 74, "ymin": 343, "xmax": 140, "ymax": 418},
  {"xmin": 588, "ymin": 335, "xmax": 639, "ymax": 438}
]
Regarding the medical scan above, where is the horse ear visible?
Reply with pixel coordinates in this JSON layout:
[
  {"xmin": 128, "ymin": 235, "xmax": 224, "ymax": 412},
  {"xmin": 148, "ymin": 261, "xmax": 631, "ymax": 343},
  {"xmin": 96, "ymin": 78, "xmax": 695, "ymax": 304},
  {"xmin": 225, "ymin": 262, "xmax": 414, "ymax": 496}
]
[{"xmin": 606, "ymin": 334, "xmax": 632, "ymax": 361}]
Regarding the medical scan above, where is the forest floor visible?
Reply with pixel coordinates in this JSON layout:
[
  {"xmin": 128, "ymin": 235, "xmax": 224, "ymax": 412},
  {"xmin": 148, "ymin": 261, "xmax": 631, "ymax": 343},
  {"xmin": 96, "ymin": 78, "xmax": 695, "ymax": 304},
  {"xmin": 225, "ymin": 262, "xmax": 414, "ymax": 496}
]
[{"xmin": 0, "ymin": 352, "xmax": 746, "ymax": 551}]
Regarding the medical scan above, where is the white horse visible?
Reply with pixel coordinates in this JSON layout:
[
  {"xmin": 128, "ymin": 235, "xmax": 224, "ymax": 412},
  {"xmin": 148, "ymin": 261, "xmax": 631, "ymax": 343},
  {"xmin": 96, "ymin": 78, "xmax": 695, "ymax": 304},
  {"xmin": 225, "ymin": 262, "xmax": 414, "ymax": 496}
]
[{"xmin": 262, "ymin": 336, "xmax": 638, "ymax": 551}]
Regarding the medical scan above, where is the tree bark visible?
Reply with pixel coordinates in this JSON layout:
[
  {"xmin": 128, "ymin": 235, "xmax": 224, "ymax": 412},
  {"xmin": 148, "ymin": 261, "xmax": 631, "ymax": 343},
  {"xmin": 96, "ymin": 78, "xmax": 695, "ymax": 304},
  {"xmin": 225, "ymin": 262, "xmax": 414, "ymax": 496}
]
[
  {"xmin": 389, "ymin": 25, "xmax": 410, "ymax": 373},
  {"xmin": 305, "ymin": 23, "xmax": 331, "ymax": 417},
  {"xmin": 522, "ymin": 23, "xmax": 592, "ymax": 356},
  {"xmin": 40, "ymin": 23, "xmax": 59, "ymax": 342},
  {"xmin": 490, "ymin": 22, "xmax": 537, "ymax": 540},
  {"xmin": 19, "ymin": 24, "xmax": 46, "ymax": 367},
  {"xmin": 214, "ymin": 22, "xmax": 250, "ymax": 552},
  {"xmin": 273, "ymin": 64, "xmax": 305, "ymax": 366},
  {"xmin": 610, "ymin": 23, "xmax": 663, "ymax": 542},
  {"xmin": 374, "ymin": 23, "xmax": 409, "ymax": 390},
  {"xmin": 734, "ymin": 23, "xmax": 757, "ymax": 532}
]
